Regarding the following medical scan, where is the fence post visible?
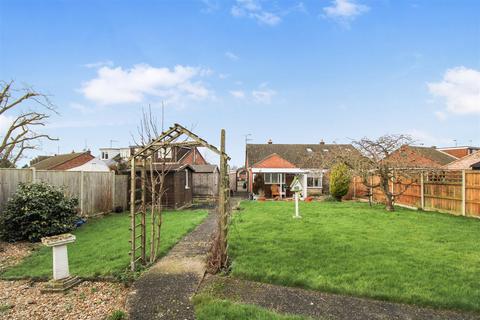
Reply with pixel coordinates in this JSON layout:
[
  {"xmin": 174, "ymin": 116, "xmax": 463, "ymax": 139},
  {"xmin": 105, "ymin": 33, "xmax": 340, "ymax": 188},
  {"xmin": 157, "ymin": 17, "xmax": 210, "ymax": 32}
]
[
  {"xmin": 111, "ymin": 171, "xmax": 116, "ymax": 210},
  {"xmin": 462, "ymin": 170, "xmax": 466, "ymax": 216},
  {"xmin": 353, "ymin": 177, "xmax": 356, "ymax": 199},
  {"xmin": 80, "ymin": 171, "xmax": 85, "ymax": 216},
  {"xmin": 420, "ymin": 172, "xmax": 425, "ymax": 210},
  {"xmin": 31, "ymin": 167, "xmax": 36, "ymax": 183}
]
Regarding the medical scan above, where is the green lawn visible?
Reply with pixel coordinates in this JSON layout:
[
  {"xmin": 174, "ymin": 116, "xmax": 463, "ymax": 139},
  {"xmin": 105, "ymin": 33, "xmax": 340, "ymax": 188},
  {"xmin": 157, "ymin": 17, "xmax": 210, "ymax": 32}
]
[
  {"xmin": 194, "ymin": 295, "xmax": 309, "ymax": 320},
  {"xmin": 1, "ymin": 209, "xmax": 208, "ymax": 279},
  {"xmin": 229, "ymin": 201, "xmax": 480, "ymax": 312}
]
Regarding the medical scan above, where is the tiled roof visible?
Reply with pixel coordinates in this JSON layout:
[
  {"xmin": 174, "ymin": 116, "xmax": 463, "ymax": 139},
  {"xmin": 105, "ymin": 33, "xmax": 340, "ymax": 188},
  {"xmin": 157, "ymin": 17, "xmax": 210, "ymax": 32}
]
[
  {"xmin": 246, "ymin": 144, "xmax": 358, "ymax": 169},
  {"xmin": 443, "ymin": 150, "xmax": 480, "ymax": 170},
  {"xmin": 31, "ymin": 152, "xmax": 89, "ymax": 170},
  {"xmin": 407, "ymin": 146, "xmax": 457, "ymax": 166}
]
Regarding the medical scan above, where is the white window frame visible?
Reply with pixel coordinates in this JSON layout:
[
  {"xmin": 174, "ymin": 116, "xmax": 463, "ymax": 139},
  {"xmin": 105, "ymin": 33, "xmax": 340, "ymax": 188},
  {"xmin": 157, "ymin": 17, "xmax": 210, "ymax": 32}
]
[
  {"xmin": 158, "ymin": 147, "xmax": 172, "ymax": 160},
  {"xmin": 307, "ymin": 172, "xmax": 323, "ymax": 188},
  {"xmin": 264, "ymin": 173, "xmax": 286, "ymax": 184}
]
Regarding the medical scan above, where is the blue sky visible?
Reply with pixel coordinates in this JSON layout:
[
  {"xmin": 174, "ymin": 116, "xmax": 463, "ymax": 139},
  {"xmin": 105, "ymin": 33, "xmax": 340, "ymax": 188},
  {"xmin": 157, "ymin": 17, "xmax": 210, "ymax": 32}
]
[{"xmin": 1, "ymin": 0, "xmax": 479, "ymax": 166}]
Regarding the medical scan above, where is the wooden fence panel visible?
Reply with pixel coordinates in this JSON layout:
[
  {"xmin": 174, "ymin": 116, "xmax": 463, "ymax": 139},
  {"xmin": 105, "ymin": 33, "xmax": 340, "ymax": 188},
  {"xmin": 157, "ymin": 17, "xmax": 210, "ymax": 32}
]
[
  {"xmin": 36, "ymin": 170, "xmax": 82, "ymax": 200},
  {"xmin": 114, "ymin": 175, "xmax": 128, "ymax": 210},
  {"xmin": 350, "ymin": 170, "xmax": 480, "ymax": 218},
  {"xmin": 0, "ymin": 169, "xmax": 128, "ymax": 217},
  {"xmin": 0, "ymin": 168, "xmax": 33, "ymax": 213},
  {"xmin": 465, "ymin": 171, "xmax": 480, "ymax": 217}
]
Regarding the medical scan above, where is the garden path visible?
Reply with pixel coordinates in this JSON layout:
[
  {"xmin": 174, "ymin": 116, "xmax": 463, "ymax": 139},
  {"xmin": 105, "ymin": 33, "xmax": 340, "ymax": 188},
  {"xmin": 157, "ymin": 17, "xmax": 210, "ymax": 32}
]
[{"xmin": 200, "ymin": 275, "xmax": 480, "ymax": 320}]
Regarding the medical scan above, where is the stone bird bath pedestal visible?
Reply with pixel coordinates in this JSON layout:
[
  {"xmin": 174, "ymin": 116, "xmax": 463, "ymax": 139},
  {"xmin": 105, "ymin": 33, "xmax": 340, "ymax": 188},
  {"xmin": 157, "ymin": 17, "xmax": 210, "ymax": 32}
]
[{"xmin": 41, "ymin": 233, "xmax": 81, "ymax": 292}]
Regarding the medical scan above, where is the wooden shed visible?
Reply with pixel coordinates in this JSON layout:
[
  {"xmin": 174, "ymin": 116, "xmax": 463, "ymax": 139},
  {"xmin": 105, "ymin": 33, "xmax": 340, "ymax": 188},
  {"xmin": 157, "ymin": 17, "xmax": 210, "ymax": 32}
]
[
  {"xmin": 191, "ymin": 164, "xmax": 219, "ymax": 200},
  {"xmin": 129, "ymin": 163, "xmax": 194, "ymax": 210}
]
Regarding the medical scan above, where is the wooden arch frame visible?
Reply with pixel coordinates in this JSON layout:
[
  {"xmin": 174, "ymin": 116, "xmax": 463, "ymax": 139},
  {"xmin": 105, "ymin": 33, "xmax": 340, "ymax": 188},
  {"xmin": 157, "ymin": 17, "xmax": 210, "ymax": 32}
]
[{"xmin": 129, "ymin": 123, "xmax": 230, "ymax": 271}]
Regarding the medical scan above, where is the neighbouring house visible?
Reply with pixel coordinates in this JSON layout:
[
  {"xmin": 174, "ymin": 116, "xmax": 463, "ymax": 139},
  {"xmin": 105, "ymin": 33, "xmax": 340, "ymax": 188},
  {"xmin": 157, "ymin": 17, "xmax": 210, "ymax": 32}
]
[
  {"xmin": 129, "ymin": 145, "xmax": 209, "ymax": 166},
  {"xmin": 130, "ymin": 163, "xmax": 194, "ymax": 209},
  {"xmin": 443, "ymin": 150, "xmax": 480, "ymax": 170},
  {"xmin": 229, "ymin": 167, "xmax": 248, "ymax": 193},
  {"xmin": 245, "ymin": 140, "xmax": 358, "ymax": 199},
  {"xmin": 191, "ymin": 164, "xmax": 219, "ymax": 200},
  {"xmin": 100, "ymin": 147, "xmax": 131, "ymax": 162},
  {"xmin": 30, "ymin": 151, "xmax": 95, "ymax": 170},
  {"xmin": 388, "ymin": 145, "xmax": 457, "ymax": 168},
  {"xmin": 438, "ymin": 146, "xmax": 480, "ymax": 159},
  {"xmin": 67, "ymin": 157, "xmax": 111, "ymax": 172}
]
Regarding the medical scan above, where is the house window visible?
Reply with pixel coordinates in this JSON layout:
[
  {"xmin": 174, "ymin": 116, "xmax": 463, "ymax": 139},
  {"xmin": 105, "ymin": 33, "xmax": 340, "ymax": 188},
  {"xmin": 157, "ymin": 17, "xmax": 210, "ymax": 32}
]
[
  {"xmin": 185, "ymin": 169, "xmax": 190, "ymax": 189},
  {"xmin": 101, "ymin": 152, "xmax": 108, "ymax": 160},
  {"xmin": 264, "ymin": 173, "xmax": 285, "ymax": 184},
  {"xmin": 307, "ymin": 177, "xmax": 322, "ymax": 188},
  {"xmin": 158, "ymin": 147, "xmax": 172, "ymax": 160}
]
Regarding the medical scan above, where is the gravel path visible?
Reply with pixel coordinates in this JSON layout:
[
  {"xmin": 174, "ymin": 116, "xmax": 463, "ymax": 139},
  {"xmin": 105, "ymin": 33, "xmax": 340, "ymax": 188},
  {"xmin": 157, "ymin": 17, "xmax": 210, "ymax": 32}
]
[
  {"xmin": 127, "ymin": 211, "xmax": 217, "ymax": 320},
  {"xmin": 200, "ymin": 276, "xmax": 480, "ymax": 320},
  {"xmin": 0, "ymin": 280, "xmax": 128, "ymax": 320}
]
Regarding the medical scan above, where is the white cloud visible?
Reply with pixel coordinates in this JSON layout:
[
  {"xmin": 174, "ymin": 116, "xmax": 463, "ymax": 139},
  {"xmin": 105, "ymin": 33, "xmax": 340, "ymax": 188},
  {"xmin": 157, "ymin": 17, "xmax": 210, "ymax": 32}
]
[
  {"xmin": 225, "ymin": 51, "xmax": 239, "ymax": 61},
  {"xmin": 230, "ymin": 90, "xmax": 246, "ymax": 99},
  {"xmin": 80, "ymin": 64, "xmax": 213, "ymax": 105},
  {"xmin": 252, "ymin": 88, "xmax": 276, "ymax": 104},
  {"xmin": 231, "ymin": 0, "xmax": 281, "ymax": 26},
  {"xmin": 323, "ymin": 0, "xmax": 369, "ymax": 25},
  {"xmin": 84, "ymin": 60, "xmax": 114, "ymax": 69},
  {"xmin": 201, "ymin": 0, "xmax": 219, "ymax": 13},
  {"xmin": 427, "ymin": 66, "xmax": 480, "ymax": 115},
  {"xmin": 434, "ymin": 111, "xmax": 447, "ymax": 121}
]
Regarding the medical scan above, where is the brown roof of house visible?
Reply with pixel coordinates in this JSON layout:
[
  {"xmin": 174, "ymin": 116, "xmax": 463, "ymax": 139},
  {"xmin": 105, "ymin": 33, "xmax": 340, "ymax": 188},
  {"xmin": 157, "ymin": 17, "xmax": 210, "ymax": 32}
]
[
  {"xmin": 407, "ymin": 146, "xmax": 457, "ymax": 166},
  {"xmin": 443, "ymin": 150, "xmax": 480, "ymax": 170},
  {"xmin": 246, "ymin": 143, "xmax": 358, "ymax": 169},
  {"xmin": 31, "ymin": 152, "xmax": 90, "ymax": 170}
]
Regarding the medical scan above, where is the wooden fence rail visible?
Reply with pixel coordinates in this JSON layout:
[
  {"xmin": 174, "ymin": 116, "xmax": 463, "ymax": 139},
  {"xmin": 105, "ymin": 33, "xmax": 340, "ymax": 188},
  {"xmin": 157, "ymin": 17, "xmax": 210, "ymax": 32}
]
[
  {"xmin": 350, "ymin": 170, "xmax": 480, "ymax": 218},
  {"xmin": 0, "ymin": 168, "xmax": 128, "ymax": 217}
]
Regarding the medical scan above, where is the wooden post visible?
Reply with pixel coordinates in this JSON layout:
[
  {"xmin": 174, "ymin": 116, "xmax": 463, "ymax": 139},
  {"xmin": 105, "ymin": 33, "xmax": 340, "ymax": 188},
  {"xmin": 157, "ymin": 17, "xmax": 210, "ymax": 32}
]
[
  {"xmin": 130, "ymin": 157, "xmax": 136, "ymax": 271},
  {"xmin": 420, "ymin": 171, "xmax": 425, "ymax": 210},
  {"xmin": 462, "ymin": 170, "xmax": 466, "ymax": 216},
  {"xmin": 141, "ymin": 158, "xmax": 147, "ymax": 264},
  {"xmin": 353, "ymin": 176, "xmax": 356, "ymax": 199},
  {"xmin": 218, "ymin": 129, "xmax": 228, "ymax": 267},
  {"xmin": 80, "ymin": 171, "xmax": 85, "ymax": 216}
]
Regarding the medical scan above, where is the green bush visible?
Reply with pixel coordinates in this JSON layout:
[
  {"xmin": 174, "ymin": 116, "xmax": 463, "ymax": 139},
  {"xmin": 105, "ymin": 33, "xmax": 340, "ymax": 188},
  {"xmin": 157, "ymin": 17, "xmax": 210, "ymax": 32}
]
[
  {"xmin": 329, "ymin": 163, "xmax": 351, "ymax": 201},
  {"xmin": 0, "ymin": 182, "xmax": 79, "ymax": 242}
]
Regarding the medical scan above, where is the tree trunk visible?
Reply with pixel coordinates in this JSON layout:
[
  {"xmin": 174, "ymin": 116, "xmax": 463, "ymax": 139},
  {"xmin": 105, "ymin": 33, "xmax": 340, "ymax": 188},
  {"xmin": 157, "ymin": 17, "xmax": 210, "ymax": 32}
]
[{"xmin": 381, "ymin": 176, "xmax": 395, "ymax": 211}]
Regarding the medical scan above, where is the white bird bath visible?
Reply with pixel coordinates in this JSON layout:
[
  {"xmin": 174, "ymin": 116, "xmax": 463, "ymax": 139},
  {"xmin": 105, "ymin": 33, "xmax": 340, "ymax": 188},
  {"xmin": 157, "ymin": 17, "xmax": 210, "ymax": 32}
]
[{"xmin": 41, "ymin": 233, "xmax": 81, "ymax": 292}]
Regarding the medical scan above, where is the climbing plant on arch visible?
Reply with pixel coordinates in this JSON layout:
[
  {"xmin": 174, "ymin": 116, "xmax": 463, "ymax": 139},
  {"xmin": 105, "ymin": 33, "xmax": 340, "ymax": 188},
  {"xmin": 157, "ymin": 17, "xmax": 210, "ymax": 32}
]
[{"xmin": 129, "ymin": 123, "xmax": 231, "ymax": 272}]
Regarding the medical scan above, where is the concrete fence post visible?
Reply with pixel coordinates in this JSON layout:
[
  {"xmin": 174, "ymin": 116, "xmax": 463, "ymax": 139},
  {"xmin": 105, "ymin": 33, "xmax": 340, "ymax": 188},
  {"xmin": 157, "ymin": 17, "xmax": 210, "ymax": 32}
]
[
  {"xmin": 80, "ymin": 171, "xmax": 85, "ymax": 216},
  {"xmin": 111, "ymin": 171, "xmax": 116, "ymax": 210},
  {"xmin": 31, "ymin": 167, "xmax": 36, "ymax": 183},
  {"xmin": 462, "ymin": 170, "xmax": 466, "ymax": 216},
  {"xmin": 420, "ymin": 172, "xmax": 424, "ymax": 210}
]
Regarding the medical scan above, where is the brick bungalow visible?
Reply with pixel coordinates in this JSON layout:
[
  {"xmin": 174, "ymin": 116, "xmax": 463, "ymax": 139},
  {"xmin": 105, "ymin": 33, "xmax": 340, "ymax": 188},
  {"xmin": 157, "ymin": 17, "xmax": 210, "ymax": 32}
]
[
  {"xmin": 388, "ymin": 145, "xmax": 457, "ymax": 168},
  {"xmin": 245, "ymin": 140, "xmax": 358, "ymax": 199},
  {"xmin": 30, "ymin": 151, "xmax": 94, "ymax": 170}
]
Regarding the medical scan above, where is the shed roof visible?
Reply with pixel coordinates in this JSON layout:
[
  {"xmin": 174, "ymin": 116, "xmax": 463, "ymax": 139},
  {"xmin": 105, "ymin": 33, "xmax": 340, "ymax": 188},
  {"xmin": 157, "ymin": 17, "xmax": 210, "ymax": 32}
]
[{"xmin": 191, "ymin": 164, "xmax": 219, "ymax": 173}]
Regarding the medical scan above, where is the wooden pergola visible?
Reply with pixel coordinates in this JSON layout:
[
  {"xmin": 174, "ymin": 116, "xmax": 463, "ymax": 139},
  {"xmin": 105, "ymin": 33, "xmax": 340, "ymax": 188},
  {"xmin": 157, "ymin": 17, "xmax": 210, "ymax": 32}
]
[{"xmin": 129, "ymin": 123, "xmax": 230, "ymax": 271}]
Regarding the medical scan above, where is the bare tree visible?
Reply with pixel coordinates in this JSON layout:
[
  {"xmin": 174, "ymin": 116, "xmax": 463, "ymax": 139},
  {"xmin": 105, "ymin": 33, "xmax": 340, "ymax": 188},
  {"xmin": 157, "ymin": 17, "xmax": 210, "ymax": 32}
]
[
  {"xmin": 132, "ymin": 107, "xmax": 171, "ymax": 262},
  {"xmin": 333, "ymin": 134, "xmax": 418, "ymax": 211},
  {"xmin": 0, "ymin": 81, "xmax": 58, "ymax": 167}
]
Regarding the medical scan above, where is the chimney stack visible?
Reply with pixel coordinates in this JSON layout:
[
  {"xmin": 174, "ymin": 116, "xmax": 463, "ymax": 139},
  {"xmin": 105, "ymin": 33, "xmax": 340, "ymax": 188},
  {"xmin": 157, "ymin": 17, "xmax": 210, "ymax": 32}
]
[
  {"xmin": 319, "ymin": 139, "xmax": 325, "ymax": 145},
  {"xmin": 267, "ymin": 139, "xmax": 273, "ymax": 144}
]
